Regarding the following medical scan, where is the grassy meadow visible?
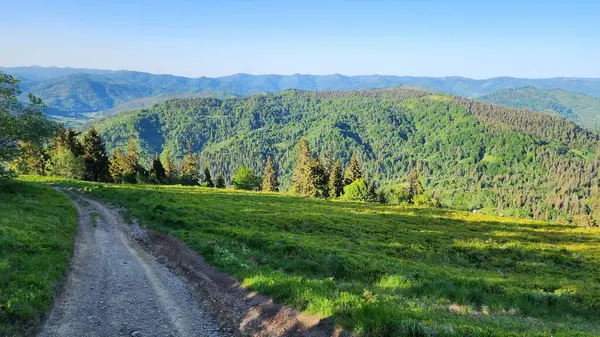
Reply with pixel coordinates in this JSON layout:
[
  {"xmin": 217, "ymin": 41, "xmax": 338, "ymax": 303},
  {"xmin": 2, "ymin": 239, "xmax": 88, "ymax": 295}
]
[
  {"xmin": 44, "ymin": 179, "xmax": 600, "ymax": 337},
  {"xmin": 0, "ymin": 179, "xmax": 77, "ymax": 336}
]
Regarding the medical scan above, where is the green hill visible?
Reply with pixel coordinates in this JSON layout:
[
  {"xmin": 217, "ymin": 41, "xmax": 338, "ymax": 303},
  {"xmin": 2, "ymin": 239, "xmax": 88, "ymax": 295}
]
[
  {"xmin": 93, "ymin": 88, "xmax": 600, "ymax": 222},
  {"xmin": 480, "ymin": 86, "xmax": 600, "ymax": 130}
]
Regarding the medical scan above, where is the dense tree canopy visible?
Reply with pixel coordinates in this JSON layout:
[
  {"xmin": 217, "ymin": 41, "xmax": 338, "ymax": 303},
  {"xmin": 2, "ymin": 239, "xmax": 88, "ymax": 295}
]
[{"xmin": 89, "ymin": 88, "xmax": 600, "ymax": 222}]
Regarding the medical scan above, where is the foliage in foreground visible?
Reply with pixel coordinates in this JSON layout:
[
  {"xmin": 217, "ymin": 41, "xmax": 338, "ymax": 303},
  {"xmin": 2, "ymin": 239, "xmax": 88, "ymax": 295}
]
[
  {"xmin": 64, "ymin": 180, "xmax": 600, "ymax": 337},
  {"xmin": 0, "ymin": 72, "xmax": 55, "ymax": 180},
  {"xmin": 0, "ymin": 179, "xmax": 77, "ymax": 336}
]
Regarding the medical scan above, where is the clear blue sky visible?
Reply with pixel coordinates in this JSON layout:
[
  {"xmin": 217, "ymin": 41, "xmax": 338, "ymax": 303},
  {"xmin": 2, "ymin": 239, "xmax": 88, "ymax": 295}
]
[{"xmin": 1, "ymin": 0, "xmax": 599, "ymax": 78}]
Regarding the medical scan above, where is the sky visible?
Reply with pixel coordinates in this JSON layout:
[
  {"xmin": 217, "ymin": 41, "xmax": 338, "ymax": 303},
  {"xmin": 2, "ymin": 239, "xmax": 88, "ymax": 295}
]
[{"xmin": 1, "ymin": 0, "xmax": 599, "ymax": 78}]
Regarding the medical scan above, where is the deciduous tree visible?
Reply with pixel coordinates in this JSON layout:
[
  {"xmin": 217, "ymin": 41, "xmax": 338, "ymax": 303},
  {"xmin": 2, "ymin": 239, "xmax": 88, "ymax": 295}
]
[{"xmin": 232, "ymin": 165, "xmax": 259, "ymax": 190}]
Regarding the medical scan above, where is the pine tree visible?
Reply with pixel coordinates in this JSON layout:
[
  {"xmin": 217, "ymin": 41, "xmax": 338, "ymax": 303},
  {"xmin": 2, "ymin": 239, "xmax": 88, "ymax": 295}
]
[
  {"xmin": 81, "ymin": 128, "xmax": 110, "ymax": 182},
  {"xmin": 125, "ymin": 137, "xmax": 140, "ymax": 173},
  {"xmin": 291, "ymin": 138, "xmax": 313, "ymax": 195},
  {"xmin": 307, "ymin": 157, "xmax": 328, "ymax": 197},
  {"xmin": 322, "ymin": 142, "xmax": 337, "ymax": 171},
  {"xmin": 162, "ymin": 153, "xmax": 177, "ymax": 183},
  {"xmin": 204, "ymin": 167, "xmax": 214, "ymax": 187},
  {"xmin": 215, "ymin": 174, "xmax": 226, "ymax": 188},
  {"xmin": 328, "ymin": 159, "xmax": 344, "ymax": 198},
  {"xmin": 344, "ymin": 151, "xmax": 362, "ymax": 185},
  {"xmin": 150, "ymin": 155, "xmax": 167, "ymax": 182},
  {"xmin": 291, "ymin": 139, "xmax": 328, "ymax": 197},
  {"xmin": 54, "ymin": 127, "xmax": 83, "ymax": 157},
  {"xmin": 109, "ymin": 149, "xmax": 128, "ymax": 183},
  {"xmin": 180, "ymin": 142, "xmax": 199, "ymax": 185},
  {"xmin": 407, "ymin": 168, "xmax": 423, "ymax": 203},
  {"xmin": 262, "ymin": 156, "xmax": 278, "ymax": 192}
]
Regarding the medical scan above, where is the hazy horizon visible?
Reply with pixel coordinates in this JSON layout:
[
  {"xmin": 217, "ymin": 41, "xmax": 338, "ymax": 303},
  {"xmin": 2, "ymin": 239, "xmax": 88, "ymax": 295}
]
[{"xmin": 4, "ymin": 65, "xmax": 600, "ymax": 81}]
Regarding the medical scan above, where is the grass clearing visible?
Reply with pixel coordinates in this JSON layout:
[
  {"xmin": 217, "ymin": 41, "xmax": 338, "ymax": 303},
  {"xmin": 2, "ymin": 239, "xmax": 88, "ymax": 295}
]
[
  {"xmin": 41, "ymin": 178, "xmax": 600, "ymax": 336},
  {"xmin": 0, "ymin": 178, "xmax": 77, "ymax": 336}
]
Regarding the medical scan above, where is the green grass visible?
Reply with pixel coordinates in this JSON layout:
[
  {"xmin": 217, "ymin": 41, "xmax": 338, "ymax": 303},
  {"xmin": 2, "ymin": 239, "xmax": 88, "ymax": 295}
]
[
  {"xmin": 42, "ymin": 178, "xmax": 600, "ymax": 336},
  {"xmin": 0, "ymin": 178, "xmax": 77, "ymax": 336}
]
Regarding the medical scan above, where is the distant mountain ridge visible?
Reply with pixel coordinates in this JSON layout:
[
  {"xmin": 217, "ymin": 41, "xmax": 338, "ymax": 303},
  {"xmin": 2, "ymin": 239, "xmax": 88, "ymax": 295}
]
[{"xmin": 2, "ymin": 66, "xmax": 600, "ymax": 125}]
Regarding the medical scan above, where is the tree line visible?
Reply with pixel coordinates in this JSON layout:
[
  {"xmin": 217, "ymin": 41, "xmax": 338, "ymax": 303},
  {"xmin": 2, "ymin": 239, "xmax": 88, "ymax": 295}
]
[{"xmin": 13, "ymin": 123, "xmax": 429, "ymax": 205}]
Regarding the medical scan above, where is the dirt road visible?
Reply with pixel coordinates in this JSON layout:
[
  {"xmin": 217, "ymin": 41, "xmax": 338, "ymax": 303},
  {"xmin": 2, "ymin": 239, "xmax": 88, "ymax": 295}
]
[{"xmin": 39, "ymin": 189, "xmax": 225, "ymax": 337}]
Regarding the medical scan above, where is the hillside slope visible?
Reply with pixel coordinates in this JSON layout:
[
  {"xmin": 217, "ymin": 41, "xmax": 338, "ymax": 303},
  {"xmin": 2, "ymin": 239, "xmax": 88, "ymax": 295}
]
[
  {"xmin": 73, "ymin": 181, "xmax": 600, "ymax": 337},
  {"xmin": 480, "ymin": 86, "xmax": 600, "ymax": 130},
  {"xmin": 93, "ymin": 88, "xmax": 599, "ymax": 222}
]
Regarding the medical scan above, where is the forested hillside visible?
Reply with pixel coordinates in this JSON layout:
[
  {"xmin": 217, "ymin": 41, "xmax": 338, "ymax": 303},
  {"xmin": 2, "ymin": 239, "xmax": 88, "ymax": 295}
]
[
  {"xmin": 4, "ymin": 66, "xmax": 600, "ymax": 125},
  {"xmin": 93, "ymin": 88, "xmax": 600, "ymax": 222},
  {"xmin": 480, "ymin": 86, "xmax": 600, "ymax": 130}
]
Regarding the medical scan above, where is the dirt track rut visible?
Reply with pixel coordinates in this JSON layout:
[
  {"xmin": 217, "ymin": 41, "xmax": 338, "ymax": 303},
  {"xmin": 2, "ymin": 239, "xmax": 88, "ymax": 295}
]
[{"xmin": 39, "ymin": 189, "xmax": 224, "ymax": 337}]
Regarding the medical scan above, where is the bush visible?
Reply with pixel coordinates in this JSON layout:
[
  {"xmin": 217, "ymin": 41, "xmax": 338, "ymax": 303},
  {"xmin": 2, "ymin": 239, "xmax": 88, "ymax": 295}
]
[
  {"xmin": 413, "ymin": 194, "xmax": 439, "ymax": 207},
  {"xmin": 232, "ymin": 165, "xmax": 260, "ymax": 190},
  {"xmin": 380, "ymin": 184, "xmax": 410, "ymax": 205},
  {"xmin": 342, "ymin": 179, "xmax": 377, "ymax": 202}
]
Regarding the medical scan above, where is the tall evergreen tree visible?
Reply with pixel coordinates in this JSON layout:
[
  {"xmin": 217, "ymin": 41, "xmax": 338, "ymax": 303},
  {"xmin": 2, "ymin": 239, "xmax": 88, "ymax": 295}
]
[
  {"xmin": 322, "ymin": 142, "xmax": 337, "ymax": 171},
  {"xmin": 291, "ymin": 139, "xmax": 328, "ymax": 197},
  {"xmin": 125, "ymin": 136, "xmax": 140, "ymax": 173},
  {"xmin": 162, "ymin": 153, "xmax": 177, "ymax": 183},
  {"xmin": 180, "ymin": 142, "xmax": 199, "ymax": 185},
  {"xmin": 344, "ymin": 151, "xmax": 362, "ymax": 185},
  {"xmin": 407, "ymin": 168, "xmax": 424, "ymax": 203},
  {"xmin": 81, "ymin": 128, "xmax": 110, "ymax": 182},
  {"xmin": 262, "ymin": 156, "xmax": 278, "ymax": 192},
  {"xmin": 53, "ymin": 127, "xmax": 83, "ymax": 157},
  {"xmin": 215, "ymin": 174, "xmax": 226, "ymax": 188},
  {"xmin": 204, "ymin": 167, "xmax": 214, "ymax": 187},
  {"xmin": 307, "ymin": 157, "xmax": 328, "ymax": 198},
  {"xmin": 150, "ymin": 154, "xmax": 167, "ymax": 182},
  {"xmin": 109, "ymin": 149, "xmax": 128, "ymax": 183},
  {"xmin": 329, "ymin": 159, "xmax": 344, "ymax": 198},
  {"xmin": 291, "ymin": 138, "xmax": 313, "ymax": 195}
]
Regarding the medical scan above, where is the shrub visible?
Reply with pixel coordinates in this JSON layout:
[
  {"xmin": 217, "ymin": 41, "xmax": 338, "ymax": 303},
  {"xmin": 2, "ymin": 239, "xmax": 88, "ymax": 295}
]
[
  {"xmin": 413, "ymin": 194, "xmax": 439, "ymax": 207},
  {"xmin": 342, "ymin": 179, "xmax": 377, "ymax": 202},
  {"xmin": 232, "ymin": 165, "xmax": 260, "ymax": 190}
]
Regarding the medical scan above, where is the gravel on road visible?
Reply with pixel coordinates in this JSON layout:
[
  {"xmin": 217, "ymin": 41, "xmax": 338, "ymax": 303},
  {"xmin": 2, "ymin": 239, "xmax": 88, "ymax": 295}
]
[{"xmin": 39, "ymin": 189, "xmax": 225, "ymax": 337}]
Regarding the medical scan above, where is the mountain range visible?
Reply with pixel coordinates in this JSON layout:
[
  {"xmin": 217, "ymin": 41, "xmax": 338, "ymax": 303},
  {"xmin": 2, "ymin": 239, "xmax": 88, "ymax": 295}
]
[{"xmin": 3, "ymin": 66, "xmax": 600, "ymax": 126}]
